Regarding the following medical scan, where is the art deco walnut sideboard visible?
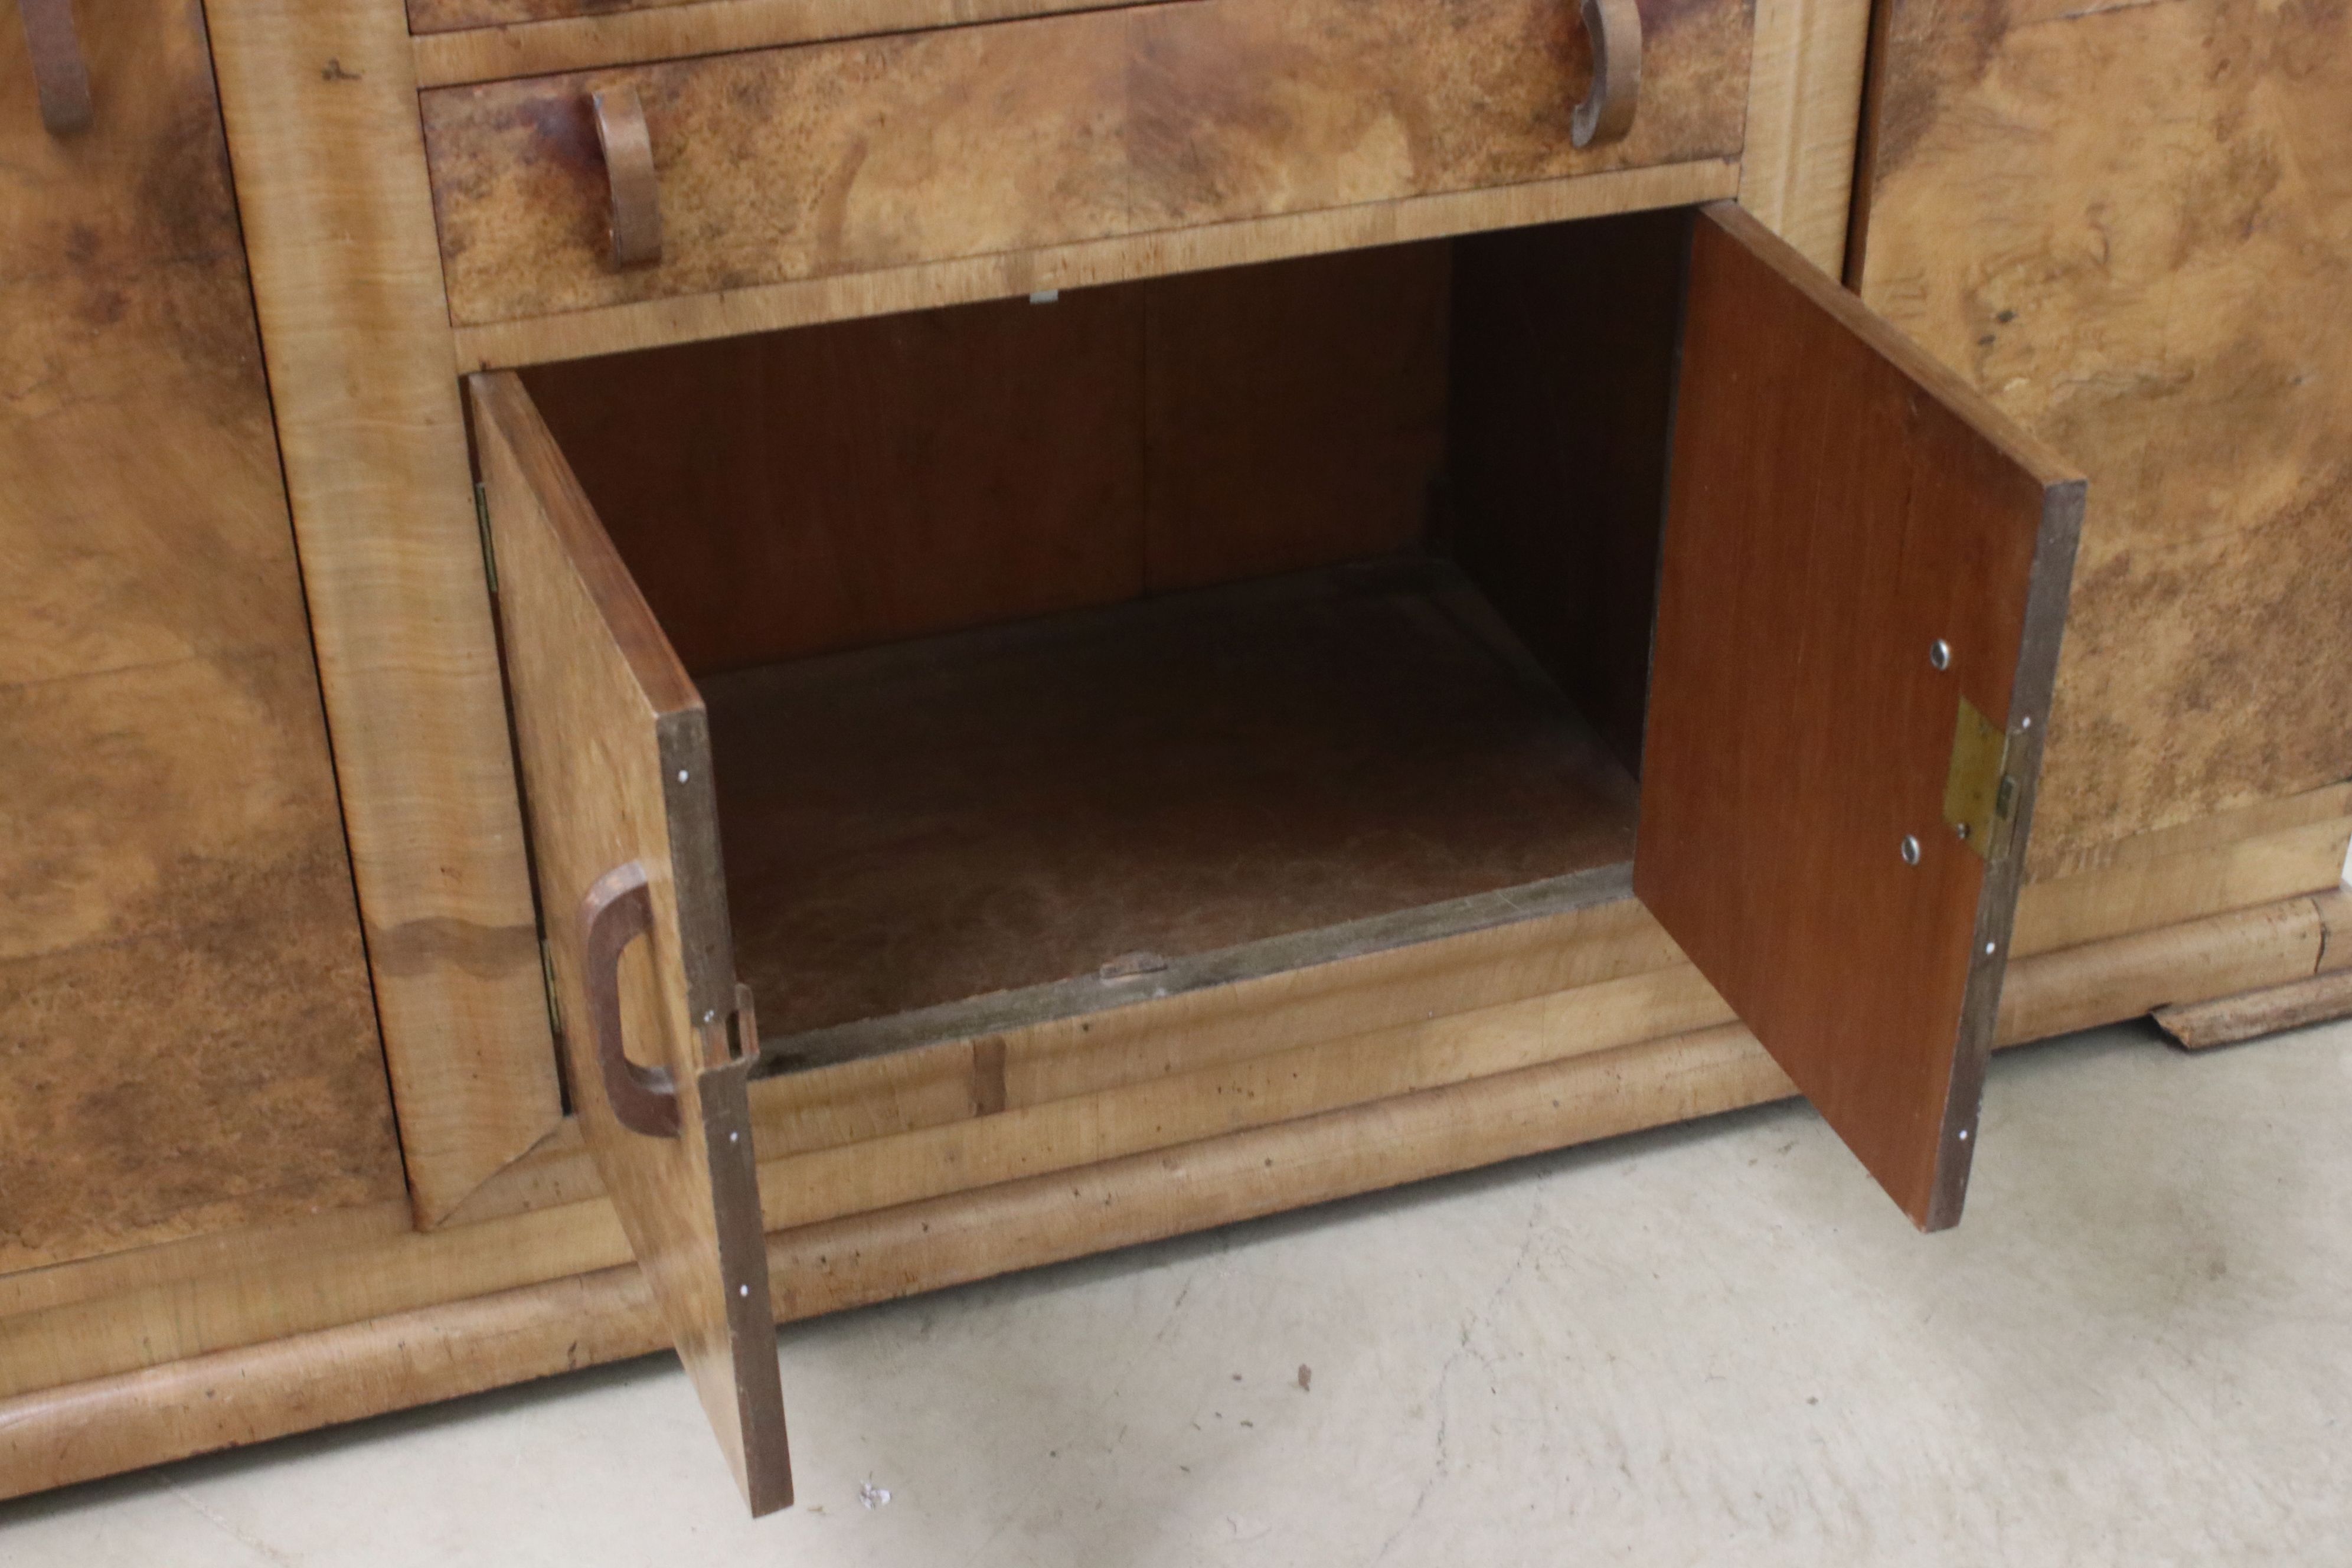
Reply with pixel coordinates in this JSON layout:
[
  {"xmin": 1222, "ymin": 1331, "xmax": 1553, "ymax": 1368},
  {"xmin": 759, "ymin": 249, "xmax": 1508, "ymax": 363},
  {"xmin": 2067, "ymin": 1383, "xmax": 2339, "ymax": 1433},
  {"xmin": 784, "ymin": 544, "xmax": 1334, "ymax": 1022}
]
[{"xmin": 4, "ymin": 0, "xmax": 2346, "ymax": 1516}]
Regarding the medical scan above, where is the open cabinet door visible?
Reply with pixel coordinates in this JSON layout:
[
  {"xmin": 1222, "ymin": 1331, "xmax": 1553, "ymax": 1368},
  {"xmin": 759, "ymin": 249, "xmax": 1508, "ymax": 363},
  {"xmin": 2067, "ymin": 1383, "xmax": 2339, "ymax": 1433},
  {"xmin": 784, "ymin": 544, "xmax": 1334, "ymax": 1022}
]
[
  {"xmin": 1636, "ymin": 204, "xmax": 2085, "ymax": 1232},
  {"xmin": 469, "ymin": 372, "xmax": 792, "ymax": 1514}
]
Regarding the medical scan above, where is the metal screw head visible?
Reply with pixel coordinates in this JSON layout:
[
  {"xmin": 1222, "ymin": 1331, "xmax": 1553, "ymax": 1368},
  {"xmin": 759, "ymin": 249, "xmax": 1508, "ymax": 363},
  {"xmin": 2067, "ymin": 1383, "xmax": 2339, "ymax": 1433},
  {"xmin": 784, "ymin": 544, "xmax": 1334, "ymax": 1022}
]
[
  {"xmin": 1930, "ymin": 639, "xmax": 1953, "ymax": 671},
  {"xmin": 1900, "ymin": 834, "xmax": 1923, "ymax": 865}
]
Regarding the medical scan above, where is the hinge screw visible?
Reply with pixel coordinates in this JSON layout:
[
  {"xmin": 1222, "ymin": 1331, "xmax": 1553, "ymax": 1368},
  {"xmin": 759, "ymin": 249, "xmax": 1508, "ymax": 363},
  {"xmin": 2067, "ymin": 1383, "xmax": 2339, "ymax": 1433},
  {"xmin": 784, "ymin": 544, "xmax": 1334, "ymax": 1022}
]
[{"xmin": 1900, "ymin": 835, "xmax": 1922, "ymax": 865}]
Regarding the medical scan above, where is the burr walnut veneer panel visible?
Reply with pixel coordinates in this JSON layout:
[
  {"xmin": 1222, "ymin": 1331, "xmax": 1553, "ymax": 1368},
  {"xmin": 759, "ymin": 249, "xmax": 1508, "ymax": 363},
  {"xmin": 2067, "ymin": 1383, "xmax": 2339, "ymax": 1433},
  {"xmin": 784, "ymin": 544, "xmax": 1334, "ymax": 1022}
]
[
  {"xmin": 1852, "ymin": 0, "xmax": 2352, "ymax": 872},
  {"xmin": 0, "ymin": 0, "xmax": 401, "ymax": 1271}
]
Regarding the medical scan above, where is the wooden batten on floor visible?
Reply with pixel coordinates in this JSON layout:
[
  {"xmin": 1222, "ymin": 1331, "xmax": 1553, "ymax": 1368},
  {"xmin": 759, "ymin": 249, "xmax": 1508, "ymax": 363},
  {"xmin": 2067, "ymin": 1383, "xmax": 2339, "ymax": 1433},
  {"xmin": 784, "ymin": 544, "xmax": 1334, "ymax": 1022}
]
[
  {"xmin": 2154, "ymin": 898, "xmax": 2352, "ymax": 1048},
  {"xmin": 5, "ymin": 883, "xmax": 2348, "ymax": 1502},
  {"xmin": 2154, "ymin": 970, "xmax": 2352, "ymax": 1051}
]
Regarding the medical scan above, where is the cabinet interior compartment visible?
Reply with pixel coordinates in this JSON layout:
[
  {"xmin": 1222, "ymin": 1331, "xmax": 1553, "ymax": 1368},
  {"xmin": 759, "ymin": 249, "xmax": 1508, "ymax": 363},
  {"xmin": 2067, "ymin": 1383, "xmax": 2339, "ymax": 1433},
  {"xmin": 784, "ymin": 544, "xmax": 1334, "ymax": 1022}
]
[{"xmin": 517, "ymin": 208, "xmax": 1694, "ymax": 1069}]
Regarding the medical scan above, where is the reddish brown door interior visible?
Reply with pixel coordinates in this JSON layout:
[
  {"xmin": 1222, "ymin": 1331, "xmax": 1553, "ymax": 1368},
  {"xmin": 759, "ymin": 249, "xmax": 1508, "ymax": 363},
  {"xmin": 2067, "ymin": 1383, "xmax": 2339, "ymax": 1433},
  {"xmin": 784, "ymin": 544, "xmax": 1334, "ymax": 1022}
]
[{"xmin": 1635, "ymin": 204, "xmax": 2085, "ymax": 1231}]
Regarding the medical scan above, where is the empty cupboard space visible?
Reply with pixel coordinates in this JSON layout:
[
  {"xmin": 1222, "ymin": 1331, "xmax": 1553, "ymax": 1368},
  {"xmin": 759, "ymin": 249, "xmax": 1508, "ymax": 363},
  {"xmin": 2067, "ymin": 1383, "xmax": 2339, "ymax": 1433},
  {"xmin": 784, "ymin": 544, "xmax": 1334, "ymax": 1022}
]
[{"xmin": 515, "ymin": 208, "xmax": 1694, "ymax": 1065}]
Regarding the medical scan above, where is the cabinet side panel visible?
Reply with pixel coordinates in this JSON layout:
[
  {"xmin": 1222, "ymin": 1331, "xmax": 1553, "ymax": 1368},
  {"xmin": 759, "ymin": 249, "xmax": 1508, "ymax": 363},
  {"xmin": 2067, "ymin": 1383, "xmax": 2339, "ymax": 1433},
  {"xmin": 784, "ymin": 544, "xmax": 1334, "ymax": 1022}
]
[
  {"xmin": 1447, "ymin": 208, "xmax": 1692, "ymax": 774},
  {"xmin": 0, "ymin": 0, "xmax": 404, "ymax": 1269},
  {"xmin": 1854, "ymin": 0, "xmax": 2352, "ymax": 874}
]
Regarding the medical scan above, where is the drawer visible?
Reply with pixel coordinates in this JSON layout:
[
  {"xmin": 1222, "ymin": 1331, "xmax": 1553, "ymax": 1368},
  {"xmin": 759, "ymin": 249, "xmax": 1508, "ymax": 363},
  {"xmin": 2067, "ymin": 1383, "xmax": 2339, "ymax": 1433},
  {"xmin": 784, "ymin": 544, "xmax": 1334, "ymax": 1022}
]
[
  {"xmin": 420, "ymin": 0, "xmax": 1753, "ymax": 335},
  {"xmin": 463, "ymin": 203, "xmax": 2080, "ymax": 1513}
]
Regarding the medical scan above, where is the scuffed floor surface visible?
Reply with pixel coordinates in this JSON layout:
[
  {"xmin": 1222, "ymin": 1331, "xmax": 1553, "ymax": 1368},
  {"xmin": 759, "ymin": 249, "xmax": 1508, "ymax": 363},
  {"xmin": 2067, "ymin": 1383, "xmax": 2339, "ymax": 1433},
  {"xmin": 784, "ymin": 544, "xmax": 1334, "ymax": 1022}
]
[{"xmin": 6, "ymin": 1017, "xmax": 2350, "ymax": 1566}]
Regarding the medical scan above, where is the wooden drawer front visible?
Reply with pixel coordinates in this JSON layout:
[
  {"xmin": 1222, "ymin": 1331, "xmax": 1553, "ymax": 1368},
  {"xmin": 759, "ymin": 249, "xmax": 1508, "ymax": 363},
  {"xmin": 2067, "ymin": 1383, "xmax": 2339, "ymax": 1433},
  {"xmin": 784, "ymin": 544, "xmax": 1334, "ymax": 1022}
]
[{"xmin": 420, "ymin": 0, "xmax": 1753, "ymax": 331}]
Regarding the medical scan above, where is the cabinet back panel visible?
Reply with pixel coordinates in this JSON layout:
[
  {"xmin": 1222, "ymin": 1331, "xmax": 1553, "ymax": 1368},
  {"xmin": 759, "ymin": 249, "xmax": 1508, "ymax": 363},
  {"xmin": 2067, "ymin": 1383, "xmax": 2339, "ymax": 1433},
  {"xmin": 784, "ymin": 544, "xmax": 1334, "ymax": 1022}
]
[
  {"xmin": 519, "ymin": 286, "xmax": 1150, "ymax": 677},
  {"xmin": 522, "ymin": 244, "xmax": 1452, "ymax": 677}
]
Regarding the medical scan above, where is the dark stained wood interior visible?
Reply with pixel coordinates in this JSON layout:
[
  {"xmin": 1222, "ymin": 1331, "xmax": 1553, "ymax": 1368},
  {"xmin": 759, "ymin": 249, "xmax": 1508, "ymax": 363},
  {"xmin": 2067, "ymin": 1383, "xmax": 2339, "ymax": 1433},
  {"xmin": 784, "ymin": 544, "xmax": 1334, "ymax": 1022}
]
[
  {"xmin": 520, "ymin": 286, "xmax": 1152, "ymax": 676},
  {"xmin": 1145, "ymin": 244, "xmax": 1452, "ymax": 592},
  {"xmin": 708, "ymin": 561, "xmax": 1639, "ymax": 1040},
  {"xmin": 521, "ymin": 223, "xmax": 1683, "ymax": 1054},
  {"xmin": 1448, "ymin": 207, "xmax": 1691, "ymax": 774},
  {"xmin": 524, "ymin": 244, "xmax": 1456, "ymax": 677}
]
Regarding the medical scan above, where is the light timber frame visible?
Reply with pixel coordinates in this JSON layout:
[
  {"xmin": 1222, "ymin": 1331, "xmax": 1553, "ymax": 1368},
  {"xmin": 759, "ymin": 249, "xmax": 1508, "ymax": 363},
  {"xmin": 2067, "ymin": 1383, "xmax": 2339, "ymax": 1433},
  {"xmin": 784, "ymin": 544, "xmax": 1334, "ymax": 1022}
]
[{"xmin": 5, "ymin": 782, "xmax": 2347, "ymax": 1494}]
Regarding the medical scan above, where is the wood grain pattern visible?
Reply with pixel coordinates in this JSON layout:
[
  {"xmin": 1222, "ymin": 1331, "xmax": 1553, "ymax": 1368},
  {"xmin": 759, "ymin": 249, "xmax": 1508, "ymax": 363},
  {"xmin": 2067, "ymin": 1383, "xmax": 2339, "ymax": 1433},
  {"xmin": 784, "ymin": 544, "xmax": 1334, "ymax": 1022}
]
[
  {"xmin": 454, "ymin": 157, "xmax": 1741, "ymax": 370},
  {"xmin": 2012, "ymin": 812, "xmax": 2352, "ymax": 961},
  {"xmin": 472, "ymin": 371, "xmax": 790, "ymax": 1515},
  {"xmin": 383, "ymin": 782, "xmax": 2352, "ymax": 1245},
  {"xmin": 202, "ymin": 0, "xmax": 562, "ymax": 1226},
  {"xmin": 2030, "ymin": 782, "xmax": 2352, "ymax": 883},
  {"xmin": 410, "ymin": 0, "xmax": 1119, "ymax": 38},
  {"xmin": 411, "ymin": 0, "xmax": 1135, "ymax": 86},
  {"xmin": 1853, "ymin": 0, "xmax": 2352, "ymax": 873},
  {"xmin": 522, "ymin": 286, "xmax": 1149, "ymax": 676},
  {"xmin": 0, "ymin": 0, "xmax": 401, "ymax": 1272},
  {"xmin": 0, "ymin": 805, "xmax": 2339, "ymax": 1414},
  {"xmin": 419, "ymin": 0, "xmax": 1753, "ymax": 331},
  {"xmin": 1143, "ymin": 243, "xmax": 1451, "ymax": 592},
  {"xmin": 704, "ymin": 563, "xmax": 1640, "ymax": 1038},
  {"xmin": 1637, "ymin": 203, "xmax": 2085, "ymax": 1231},
  {"xmin": 526, "ymin": 243, "xmax": 1456, "ymax": 675},
  {"xmin": 1736, "ymin": 0, "xmax": 1871, "ymax": 270},
  {"xmin": 2155, "ymin": 970, "xmax": 2352, "ymax": 1052},
  {"xmin": 8, "ymin": 881, "xmax": 2344, "ymax": 1502}
]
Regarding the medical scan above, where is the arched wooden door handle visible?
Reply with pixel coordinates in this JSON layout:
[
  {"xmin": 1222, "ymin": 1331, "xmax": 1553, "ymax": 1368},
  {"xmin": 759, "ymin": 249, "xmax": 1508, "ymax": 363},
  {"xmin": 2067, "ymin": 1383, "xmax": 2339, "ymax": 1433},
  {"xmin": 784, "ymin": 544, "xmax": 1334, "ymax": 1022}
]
[
  {"xmin": 582, "ymin": 861, "xmax": 682, "ymax": 1138},
  {"xmin": 591, "ymin": 86, "xmax": 664, "ymax": 267},
  {"xmin": 1572, "ymin": 0, "xmax": 1642, "ymax": 149},
  {"xmin": 18, "ymin": 0, "xmax": 93, "ymax": 135}
]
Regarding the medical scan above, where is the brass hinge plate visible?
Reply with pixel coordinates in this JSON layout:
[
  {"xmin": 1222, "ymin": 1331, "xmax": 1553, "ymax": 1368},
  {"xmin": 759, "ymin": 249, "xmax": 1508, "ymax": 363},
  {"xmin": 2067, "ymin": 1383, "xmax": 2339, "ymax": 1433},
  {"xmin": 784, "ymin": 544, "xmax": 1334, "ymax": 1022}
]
[{"xmin": 1943, "ymin": 695, "xmax": 2016, "ymax": 861}]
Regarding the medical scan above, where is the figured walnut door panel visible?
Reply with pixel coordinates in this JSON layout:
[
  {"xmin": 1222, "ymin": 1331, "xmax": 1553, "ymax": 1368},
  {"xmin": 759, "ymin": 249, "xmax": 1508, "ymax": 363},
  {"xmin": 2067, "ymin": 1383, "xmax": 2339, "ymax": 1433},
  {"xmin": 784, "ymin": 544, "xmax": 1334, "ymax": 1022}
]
[
  {"xmin": 1636, "ymin": 204, "xmax": 2085, "ymax": 1231},
  {"xmin": 0, "ymin": 0, "xmax": 403, "ymax": 1271},
  {"xmin": 469, "ymin": 372, "xmax": 790, "ymax": 1515},
  {"xmin": 1851, "ymin": 0, "xmax": 2352, "ymax": 874}
]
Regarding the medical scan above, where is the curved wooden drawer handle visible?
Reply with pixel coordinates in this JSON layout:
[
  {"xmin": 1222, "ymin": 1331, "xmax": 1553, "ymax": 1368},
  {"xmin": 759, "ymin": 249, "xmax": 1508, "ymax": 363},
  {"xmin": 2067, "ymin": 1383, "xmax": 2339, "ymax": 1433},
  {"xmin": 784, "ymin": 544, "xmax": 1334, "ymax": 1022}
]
[
  {"xmin": 18, "ymin": 0, "xmax": 94, "ymax": 135},
  {"xmin": 582, "ymin": 861, "xmax": 682, "ymax": 1138},
  {"xmin": 1572, "ymin": 0, "xmax": 1642, "ymax": 149},
  {"xmin": 592, "ymin": 87, "xmax": 664, "ymax": 268}
]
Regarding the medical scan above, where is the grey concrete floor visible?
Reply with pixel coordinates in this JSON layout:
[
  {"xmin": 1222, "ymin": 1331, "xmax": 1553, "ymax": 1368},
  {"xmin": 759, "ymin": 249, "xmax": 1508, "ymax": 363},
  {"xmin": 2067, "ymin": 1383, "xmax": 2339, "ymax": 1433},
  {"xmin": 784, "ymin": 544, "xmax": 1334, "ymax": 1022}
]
[{"xmin": 6, "ymin": 1015, "xmax": 2349, "ymax": 1566}]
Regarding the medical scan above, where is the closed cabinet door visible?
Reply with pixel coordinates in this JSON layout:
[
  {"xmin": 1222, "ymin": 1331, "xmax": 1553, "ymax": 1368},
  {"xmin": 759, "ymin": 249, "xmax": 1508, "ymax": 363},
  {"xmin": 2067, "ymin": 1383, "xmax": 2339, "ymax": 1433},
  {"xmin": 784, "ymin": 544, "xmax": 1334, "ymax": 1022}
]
[
  {"xmin": 471, "ymin": 373, "xmax": 790, "ymax": 1515},
  {"xmin": 1636, "ymin": 203, "xmax": 2085, "ymax": 1230}
]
